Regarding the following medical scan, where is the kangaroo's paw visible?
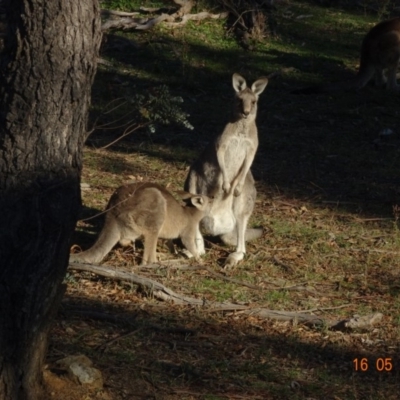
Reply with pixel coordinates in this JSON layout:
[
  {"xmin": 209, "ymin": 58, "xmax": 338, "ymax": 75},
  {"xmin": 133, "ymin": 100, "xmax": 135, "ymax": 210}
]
[
  {"xmin": 69, "ymin": 254, "xmax": 92, "ymax": 264},
  {"xmin": 195, "ymin": 238, "xmax": 206, "ymax": 256},
  {"xmin": 222, "ymin": 181, "xmax": 231, "ymax": 193},
  {"xmin": 233, "ymin": 184, "xmax": 243, "ymax": 197},
  {"xmin": 180, "ymin": 249, "xmax": 204, "ymax": 264},
  {"xmin": 224, "ymin": 251, "xmax": 244, "ymax": 269},
  {"xmin": 181, "ymin": 248, "xmax": 194, "ymax": 259}
]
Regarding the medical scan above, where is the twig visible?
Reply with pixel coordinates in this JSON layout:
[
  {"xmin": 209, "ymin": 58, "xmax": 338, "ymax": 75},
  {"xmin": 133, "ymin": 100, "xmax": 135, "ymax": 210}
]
[
  {"xmin": 272, "ymin": 255, "xmax": 294, "ymax": 274},
  {"xmin": 98, "ymin": 327, "xmax": 144, "ymax": 350},
  {"xmin": 348, "ymin": 248, "xmax": 400, "ymax": 255},
  {"xmin": 87, "ymin": 98, "xmax": 125, "ymax": 135},
  {"xmin": 138, "ymin": 262, "xmax": 197, "ymax": 269},
  {"xmin": 268, "ymin": 282, "xmax": 320, "ymax": 295},
  {"xmin": 296, "ymin": 304, "xmax": 354, "ymax": 314},
  {"xmin": 99, "ymin": 123, "xmax": 147, "ymax": 150},
  {"xmin": 164, "ymin": 12, "xmax": 229, "ymax": 28},
  {"xmin": 101, "ymin": 9, "xmax": 140, "ymax": 17},
  {"xmin": 101, "ymin": 3, "xmax": 228, "ymax": 32},
  {"xmin": 77, "ymin": 181, "xmax": 151, "ymax": 223},
  {"xmin": 69, "ymin": 262, "xmax": 206, "ymax": 306}
]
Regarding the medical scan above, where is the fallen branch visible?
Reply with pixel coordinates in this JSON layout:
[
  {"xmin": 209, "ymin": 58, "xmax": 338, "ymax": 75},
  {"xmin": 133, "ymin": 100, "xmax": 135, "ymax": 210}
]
[
  {"xmin": 330, "ymin": 312, "xmax": 384, "ymax": 331},
  {"xmin": 101, "ymin": 14, "xmax": 173, "ymax": 32},
  {"xmin": 136, "ymin": 14, "xmax": 174, "ymax": 31},
  {"xmin": 101, "ymin": 9, "xmax": 140, "ymax": 17},
  {"xmin": 69, "ymin": 261, "xmax": 205, "ymax": 306},
  {"xmin": 68, "ymin": 262, "xmax": 382, "ymax": 330},
  {"xmin": 101, "ymin": 0, "xmax": 228, "ymax": 32},
  {"xmin": 163, "ymin": 12, "xmax": 229, "ymax": 28},
  {"xmin": 173, "ymin": 0, "xmax": 194, "ymax": 16},
  {"xmin": 206, "ymin": 305, "xmax": 325, "ymax": 325},
  {"xmin": 296, "ymin": 304, "xmax": 354, "ymax": 314}
]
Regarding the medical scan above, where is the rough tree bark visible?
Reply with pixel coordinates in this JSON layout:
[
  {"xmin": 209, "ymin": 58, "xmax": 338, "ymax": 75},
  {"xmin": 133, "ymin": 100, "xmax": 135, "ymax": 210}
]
[{"xmin": 0, "ymin": 1, "xmax": 102, "ymax": 399}]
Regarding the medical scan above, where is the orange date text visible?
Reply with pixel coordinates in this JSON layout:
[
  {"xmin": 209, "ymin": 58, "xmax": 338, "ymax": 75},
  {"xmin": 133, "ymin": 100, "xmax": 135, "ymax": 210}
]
[{"xmin": 353, "ymin": 357, "xmax": 393, "ymax": 372}]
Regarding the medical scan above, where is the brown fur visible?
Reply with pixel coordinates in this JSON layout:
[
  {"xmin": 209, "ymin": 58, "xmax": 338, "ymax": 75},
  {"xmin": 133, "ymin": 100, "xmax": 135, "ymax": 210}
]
[
  {"xmin": 70, "ymin": 182, "xmax": 210, "ymax": 265},
  {"xmin": 293, "ymin": 18, "xmax": 400, "ymax": 94}
]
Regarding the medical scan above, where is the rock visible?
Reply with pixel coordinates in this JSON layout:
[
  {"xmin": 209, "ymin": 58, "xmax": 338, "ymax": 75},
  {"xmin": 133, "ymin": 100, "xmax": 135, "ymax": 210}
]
[{"xmin": 56, "ymin": 354, "xmax": 103, "ymax": 389}]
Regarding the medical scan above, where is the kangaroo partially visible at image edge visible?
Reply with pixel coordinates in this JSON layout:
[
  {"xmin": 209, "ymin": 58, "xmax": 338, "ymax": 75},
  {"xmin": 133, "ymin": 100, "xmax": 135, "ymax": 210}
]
[
  {"xmin": 185, "ymin": 73, "xmax": 268, "ymax": 267},
  {"xmin": 69, "ymin": 182, "xmax": 210, "ymax": 265},
  {"xmin": 294, "ymin": 17, "xmax": 400, "ymax": 94}
]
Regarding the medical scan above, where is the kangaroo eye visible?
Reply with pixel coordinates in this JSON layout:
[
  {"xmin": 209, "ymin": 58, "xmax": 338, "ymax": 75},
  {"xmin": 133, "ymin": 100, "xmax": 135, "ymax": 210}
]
[{"xmin": 252, "ymin": 100, "xmax": 256, "ymax": 105}]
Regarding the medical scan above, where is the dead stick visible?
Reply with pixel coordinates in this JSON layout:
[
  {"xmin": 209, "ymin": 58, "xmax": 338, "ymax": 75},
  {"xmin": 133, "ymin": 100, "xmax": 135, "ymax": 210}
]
[
  {"xmin": 98, "ymin": 327, "xmax": 144, "ymax": 350},
  {"xmin": 296, "ymin": 304, "xmax": 354, "ymax": 314}
]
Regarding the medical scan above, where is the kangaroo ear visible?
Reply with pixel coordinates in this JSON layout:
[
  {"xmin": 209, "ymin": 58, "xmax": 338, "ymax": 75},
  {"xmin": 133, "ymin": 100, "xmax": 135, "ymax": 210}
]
[
  {"xmin": 190, "ymin": 195, "xmax": 205, "ymax": 208},
  {"xmin": 232, "ymin": 73, "xmax": 247, "ymax": 92},
  {"xmin": 251, "ymin": 77, "xmax": 268, "ymax": 96}
]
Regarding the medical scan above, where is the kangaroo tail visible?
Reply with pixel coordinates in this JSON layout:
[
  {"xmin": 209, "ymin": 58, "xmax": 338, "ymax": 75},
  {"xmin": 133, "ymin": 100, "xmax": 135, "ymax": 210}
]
[
  {"xmin": 245, "ymin": 228, "xmax": 264, "ymax": 241},
  {"xmin": 220, "ymin": 227, "xmax": 263, "ymax": 246},
  {"xmin": 69, "ymin": 219, "xmax": 120, "ymax": 264}
]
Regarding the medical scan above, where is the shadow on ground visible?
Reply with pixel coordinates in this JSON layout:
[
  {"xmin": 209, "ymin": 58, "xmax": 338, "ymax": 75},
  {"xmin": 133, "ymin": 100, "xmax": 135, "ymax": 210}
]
[{"xmin": 50, "ymin": 292, "xmax": 399, "ymax": 399}]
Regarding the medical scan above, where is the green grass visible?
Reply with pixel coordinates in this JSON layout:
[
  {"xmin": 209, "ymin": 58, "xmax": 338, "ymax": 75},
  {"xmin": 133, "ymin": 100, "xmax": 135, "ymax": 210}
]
[{"xmin": 57, "ymin": 1, "xmax": 400, "ymax": 399}]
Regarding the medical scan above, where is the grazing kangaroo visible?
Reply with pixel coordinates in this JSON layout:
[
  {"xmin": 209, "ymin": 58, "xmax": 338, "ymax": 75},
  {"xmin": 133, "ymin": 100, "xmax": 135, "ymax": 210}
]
[
  {"xmin": 69, "ymin": 182, "xmax": 211, "ymax": 265},
  {"xmin": 293, "ymin": 17, "xmax": 400, "ymax": 94},
  {"xmin": 184, "ymin": 73, "xmax": 268, "ymax": 267}
]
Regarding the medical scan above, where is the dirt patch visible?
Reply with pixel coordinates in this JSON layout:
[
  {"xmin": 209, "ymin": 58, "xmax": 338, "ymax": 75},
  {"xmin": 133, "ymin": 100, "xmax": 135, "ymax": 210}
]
[{"xmin": 43, "ymin": 369, "xmax": 111, "ymax": 400}]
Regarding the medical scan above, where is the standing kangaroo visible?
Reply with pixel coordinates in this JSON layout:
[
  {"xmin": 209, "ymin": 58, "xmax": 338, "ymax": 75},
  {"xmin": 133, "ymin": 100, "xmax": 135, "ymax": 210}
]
[
  {"xmin": 184, "ymin": 73, "xmax": 268, "ymax": 267},
  {"xmin": 69, "ymin": 182, "xmax": 210, "ymax": 265},
  {"xmin": 294, "ymin": 17, "xmax": 400, "ymax": 93}
]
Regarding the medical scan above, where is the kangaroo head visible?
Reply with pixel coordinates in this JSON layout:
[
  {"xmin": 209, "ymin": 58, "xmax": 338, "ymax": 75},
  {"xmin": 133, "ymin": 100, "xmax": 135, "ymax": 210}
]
[{"xmin": 232, "ymin": 73, "xmax": 268, "ymax": 119}]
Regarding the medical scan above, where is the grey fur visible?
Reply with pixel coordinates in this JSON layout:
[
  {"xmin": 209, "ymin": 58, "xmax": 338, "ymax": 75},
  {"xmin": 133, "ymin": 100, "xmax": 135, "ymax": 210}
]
[{"xmin": 184, "ymin": 73, "xmax": 268, "ymax": 267}]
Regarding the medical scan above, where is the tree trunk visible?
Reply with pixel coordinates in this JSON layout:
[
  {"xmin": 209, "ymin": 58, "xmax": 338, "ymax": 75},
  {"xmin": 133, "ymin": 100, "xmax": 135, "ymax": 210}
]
[{"xmin": 0, "ymin": 1, "xmax": 102, "ymax": 399}]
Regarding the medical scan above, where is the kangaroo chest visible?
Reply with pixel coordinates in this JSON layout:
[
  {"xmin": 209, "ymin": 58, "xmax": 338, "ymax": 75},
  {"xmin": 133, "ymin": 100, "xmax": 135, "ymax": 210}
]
[{"xmin": 223, "ymin": 126, "xmax": 256, "ymax": 174}]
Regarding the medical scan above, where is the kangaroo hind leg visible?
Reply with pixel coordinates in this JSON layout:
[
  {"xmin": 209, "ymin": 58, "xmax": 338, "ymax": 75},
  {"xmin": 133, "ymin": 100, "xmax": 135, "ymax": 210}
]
[
  {"xmin": 138, "ymin": 189, "xmax": 166, "ymax": 265},
  {"xmin": 223, "ymin": 213, "xmax": 249, "ymax": 268},
  {"xmin": 141, "ymin": 231, "xmax": 160, "ymax": 265},
  {"xmin": 181, "ymin": 231, "xmax": 201, "ymax": 262}
]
